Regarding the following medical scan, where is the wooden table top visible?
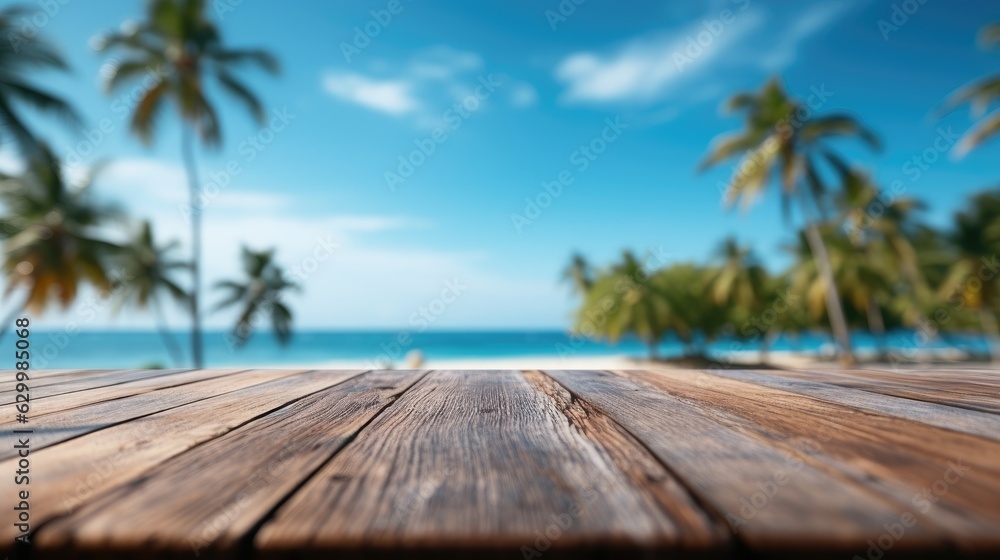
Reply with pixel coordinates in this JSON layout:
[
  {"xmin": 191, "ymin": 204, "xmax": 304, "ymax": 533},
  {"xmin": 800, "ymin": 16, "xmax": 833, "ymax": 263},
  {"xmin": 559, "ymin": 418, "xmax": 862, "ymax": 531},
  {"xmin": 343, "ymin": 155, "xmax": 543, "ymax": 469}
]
[{"xmin": 2, "ymin": 367, "xmax": 999, "ymax": 559}]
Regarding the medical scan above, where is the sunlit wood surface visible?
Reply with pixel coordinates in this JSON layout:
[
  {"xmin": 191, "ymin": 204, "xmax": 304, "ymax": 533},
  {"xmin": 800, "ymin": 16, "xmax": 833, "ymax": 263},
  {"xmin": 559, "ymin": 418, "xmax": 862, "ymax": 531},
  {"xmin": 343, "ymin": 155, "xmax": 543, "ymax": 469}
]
[{"xmin": 2, "ymin": 367, "xmax": 999, "ymax": 559}]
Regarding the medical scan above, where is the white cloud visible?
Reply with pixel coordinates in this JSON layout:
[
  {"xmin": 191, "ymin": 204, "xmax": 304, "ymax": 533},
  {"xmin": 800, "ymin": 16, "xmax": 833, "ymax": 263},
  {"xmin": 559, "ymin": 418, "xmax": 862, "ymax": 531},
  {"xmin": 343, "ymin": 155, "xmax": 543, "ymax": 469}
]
[
  {"xmin": 322, "ymin": 73, "xmax": 419, "ymax": 115},
  {"xmin": 510, "ymin": 83, "xmax": 539, "ymax": 107},
  {"xmin": 10, "ymin": 157, "xmax": 565, "ymax": 331},
  {"xmin": 322, "ymin": 45, "xmax": 536, "ymax": 122},
  {"xmin": 555, "ymin": 2, "xmax": 853, "ymax": 106},
  {"xmin": 556, "ymin": 12, "xmax": 763, "ymax": 105},
  {"xmin": 756, "ymin": 2, "xmax": 852, "ymax": 71}
]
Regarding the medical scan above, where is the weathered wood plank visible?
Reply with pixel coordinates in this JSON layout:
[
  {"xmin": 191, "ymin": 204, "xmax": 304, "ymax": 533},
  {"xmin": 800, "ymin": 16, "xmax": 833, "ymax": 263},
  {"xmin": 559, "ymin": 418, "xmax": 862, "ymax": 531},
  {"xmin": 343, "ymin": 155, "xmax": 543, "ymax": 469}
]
[
  {"xmin": 37, "ymin": 370, "xmax": 428, "ymax": 557},
  {"xmin": 543, "ymin": 369, "xmax": 949, "ymax": 554},
  {"xmin": 0, "ymin": 369, "xmax": 304, "ymax": 461},
  {"xmin": 0, "ymin": 369, "xmax": 121, "ymax": 395},
  {"xmin": 704, "ymin": 368, "xmax": 1000, "ymax": 442},
  {"xmin": 623, "ymin": 368, "xmax": 1000, "ymax": 553},
  {"xmin": 2, "ymin": 370, "xmax": 364, "ymax": 549},
  {"xmin": 0, "ymin": 368, "xmax": 192, "ymax": 404},
  {"xmin": 776, "ymin": 367, "xmax": 1000, "ymax": 415},
  {"xmin": 2, "ymin": 368, "xmax": 248, "ymax": 417},
  {"xmin": 255, "ymin": 370, "xmax": 726, "ymax": 557}
]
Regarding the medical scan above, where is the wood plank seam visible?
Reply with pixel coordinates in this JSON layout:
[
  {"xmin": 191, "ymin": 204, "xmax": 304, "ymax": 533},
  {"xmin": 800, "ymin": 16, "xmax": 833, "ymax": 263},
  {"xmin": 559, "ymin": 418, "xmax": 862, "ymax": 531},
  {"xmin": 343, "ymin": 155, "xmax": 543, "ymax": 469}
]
[
  {"xmin": 618, "ymin": 369, "xmax": 1000, "ymax": 552},
  {"xmin": 5, "ymin": 369, "xmax": 246, "ymax": 419},
  {"xmin": 0, "ymin": 370, "xmax": 302, "ymax": 461},
  {"xmin": 238, "ymin": 369, "xmax": 434, "ymax": 557},
  {"xmin": 13, "ymin": 369, "xmax": 370, "ymax": 554},
  {"xmin": 701, "ymin": 368, "xmax": 1000, "ymax": 442},
  {"xmin": 0, "ymin": 369, "xmax": 194, "ymax": 402},
  {"xmin": 785, "ymin": 367, "xmax": 1000, "ymax": 416},
  {"xmin": 522, "ymin": 370, "xmax": 727, "ymax": 552},
  {"xmin": 533, "ymin": 369, "xmax": 755, "ymax": 555}
]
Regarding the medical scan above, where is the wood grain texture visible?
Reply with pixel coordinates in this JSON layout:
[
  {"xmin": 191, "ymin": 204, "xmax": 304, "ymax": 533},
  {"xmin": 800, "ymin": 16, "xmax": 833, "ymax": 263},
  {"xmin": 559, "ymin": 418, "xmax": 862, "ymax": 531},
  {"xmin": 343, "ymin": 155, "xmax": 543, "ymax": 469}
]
[
  {"xmin": 0, "ymin": 369, "xmax": 364, "ymax": 545},
  {"xmin": 0, "ymin": 369, "xmax": 302, "ymax": 460},
  {"xmin": 7, "ymin": 368, "xmax": 1000, "ymax": 560},
  {"xmin": 704, "ymin": 368, "xmax": 1000, "ymax": 442},
  {"xmin": 543, "ymin": 369, "xmax": 948, "ymax": 554},
  {"xmin": 777, "ymin": 367, "xmax": 1000, "ymax": 415},
  {"xmin": 0, "ymin": 368, "xmax": 190, "ymax": 404},
  {"xmin": 0, "ymin": 369, "xmax": 96, "ymax": 391},
  {"xmin": 255, "ymin": 370, "xmax": 725, "ymax": 557},
  {"xmin": 2, "ymin": 368, "xmax": 247, "ymax": 417},
  {"xmin": 38, "ymin": 370, "xmax": 426, "ymax": 556},
  {"xmin": 622, "ymin": 368, "xmax": 1000, "ymax": 553}
]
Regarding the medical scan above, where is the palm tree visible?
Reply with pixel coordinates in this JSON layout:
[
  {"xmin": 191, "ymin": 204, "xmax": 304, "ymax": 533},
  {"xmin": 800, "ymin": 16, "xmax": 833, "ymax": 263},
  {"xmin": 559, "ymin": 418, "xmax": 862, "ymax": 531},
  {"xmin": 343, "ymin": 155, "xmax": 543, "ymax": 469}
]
[
  {"xmin": 839, "ymin": 170, "xmax": 934, "ymax": 332},
  {"xmin": 940, "ymin": 22, "xmax": 1000, "ymax": 158},
  {"xmin": 574, "ymin": 251, "xmax": 672, "ymax": 359},
  {"xmin": 214, "ymin": 246, "xmax": 298, "ymax": 348},
  {"xmin": 706, "ymin": 237, "xmax": 767, "ymax": 310},
  {"xmin": 940, "ymin": 189, "xmax": 1000, "ymax": 361},
  {"xmin": 700, "ymin": 78, "xmax": 882, "ymax": 364},
  {"xmin": 0, "ymin": 145, "xmax": 118, "ymax": 336},
  {"xmin": 705, "ymin": 238, "xmax": 771, "ymax": 362},
  {"xmin": 113, "ymin": 220, "xmax": 189, "ymax": 366},
  {"xmin": 0, "ymin": 5, "xmax": 81, "ymax": 153},
  {"xmin": 95, "ymin": 0, "xmax": 279, "ymax": 366},
  {"xmin": 658, "ymin": 263, "xmax": 729, "ymax": 358},
  {"xmin": 561, "ymin": 252, "xmax": 593, "ymax": 295}
]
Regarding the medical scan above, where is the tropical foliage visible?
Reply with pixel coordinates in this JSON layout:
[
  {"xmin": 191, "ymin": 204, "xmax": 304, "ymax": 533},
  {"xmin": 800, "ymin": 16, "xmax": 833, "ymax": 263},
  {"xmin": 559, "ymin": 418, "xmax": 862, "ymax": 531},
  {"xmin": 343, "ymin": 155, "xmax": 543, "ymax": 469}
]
[
  {"xmin": 0, "ymin": 1, "xmax": 289, "ymax": 365},
  {"xmin": 94, "ymin": 0, "xmax": 280, "ymax": 367},
  {"xmin": 699, "ymin": 77, "xmax": 882, "ymax": 364},
  {"xmin": 0, "ymin": 6, "xmax": 80, "ymax": 153},
  {"xmin": 112, "ymin": 220, "xmax": 189, "ymax": 366},
  {"xmin": 568, "ymin": 188, "xmax": 1000, "ymax": 363},
  {"xmin": 0, "ymin": 145, "xmax": 119, "ymax": 322},
  {"xmin": 214, "ymin": 247, "xmax": 298, "ymax": 348}
]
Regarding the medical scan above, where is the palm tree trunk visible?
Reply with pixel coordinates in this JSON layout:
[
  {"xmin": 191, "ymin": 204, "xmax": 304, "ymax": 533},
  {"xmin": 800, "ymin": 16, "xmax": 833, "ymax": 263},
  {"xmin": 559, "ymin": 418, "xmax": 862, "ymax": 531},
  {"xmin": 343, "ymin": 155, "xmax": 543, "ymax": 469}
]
[
  {"xmin": 181, "ymin": 125, "xmax": 204, "ymax": 368},
  {"xmin": 802, "ymin": 220, "xmax": 855, "ymax": 365},
  {"xmin": 978, "ymin": 308, "xmax": 1000, "ymax": 363},
  {"xmin": 759, "ymin": 328, "xmax": 779, "ymax": 365},
  {"xmin": 866, "ymin": 297, "xmax": 887, "ymax": 360},
  {"xmin": 152, "ymin": 295, "xmax": 185, "ymax": 367},
  {"xmin": 0, "ymin": 297, "xmax": 28, "ymax": 343}
]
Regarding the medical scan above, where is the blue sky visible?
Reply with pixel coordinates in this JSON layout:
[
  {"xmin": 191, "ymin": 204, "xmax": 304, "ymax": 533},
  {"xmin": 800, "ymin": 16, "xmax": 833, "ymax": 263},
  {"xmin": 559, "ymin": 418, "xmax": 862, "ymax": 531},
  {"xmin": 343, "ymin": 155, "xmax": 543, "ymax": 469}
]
[{"xmin": 2, "ymin": 0, "xmax": 999, "ymax": 330}]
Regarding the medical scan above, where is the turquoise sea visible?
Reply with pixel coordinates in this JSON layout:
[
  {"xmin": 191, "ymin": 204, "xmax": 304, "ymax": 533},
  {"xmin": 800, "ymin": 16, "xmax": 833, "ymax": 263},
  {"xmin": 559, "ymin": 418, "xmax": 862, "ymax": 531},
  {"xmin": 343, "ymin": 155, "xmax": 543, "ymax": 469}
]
[{"xmin": 21, "ymin": 329, "xmax": 994, "ymax": 369}]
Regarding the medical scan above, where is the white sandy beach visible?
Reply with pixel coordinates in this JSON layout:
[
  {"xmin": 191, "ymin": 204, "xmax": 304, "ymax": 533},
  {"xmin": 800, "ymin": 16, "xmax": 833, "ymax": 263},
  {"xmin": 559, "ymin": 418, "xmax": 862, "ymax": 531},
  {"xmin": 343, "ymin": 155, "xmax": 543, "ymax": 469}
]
[{"xmin": 236, "ymin": 346, "xmax": 988, "ymax": 371}]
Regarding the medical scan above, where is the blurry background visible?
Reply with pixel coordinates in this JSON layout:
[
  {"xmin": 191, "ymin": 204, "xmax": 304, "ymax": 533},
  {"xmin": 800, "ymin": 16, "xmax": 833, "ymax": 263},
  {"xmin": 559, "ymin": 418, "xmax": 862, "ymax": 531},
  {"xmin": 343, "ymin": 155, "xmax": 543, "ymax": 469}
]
[{"xmin": 1, "ymin": 0, "xmax": 999, "ymax": 369}]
